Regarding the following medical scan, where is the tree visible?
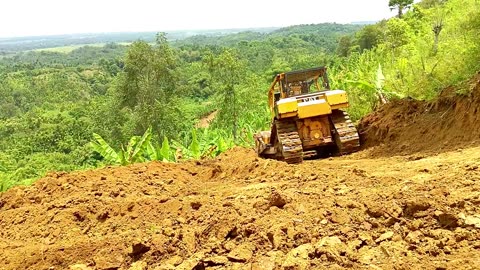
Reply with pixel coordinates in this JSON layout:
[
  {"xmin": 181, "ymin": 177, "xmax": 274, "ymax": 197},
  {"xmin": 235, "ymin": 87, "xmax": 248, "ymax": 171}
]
[
  {"xmin": 355, "ymin": 23, "xmax": 385, "ymax": 51},
  {"xmin": 204, "ymin": 49, "xmax": 247, "ymax": 140},
  {"xmin": 432, "ymin": 14, "xmax": 444, "ymax": 54},
  {"xmin": 336, "ymin": 35, "xmax": 353, "ymax": 57},
  {"xmin": 114, "ymin": 33, "xmax": 185, "ymax": 139},
  {"xmin": 385, "ymin": 18, "xmax": 411, "ymax": 51},
  {"xmin": 389, "ymin": 0, "xmax": 414, "ymax": 18}
]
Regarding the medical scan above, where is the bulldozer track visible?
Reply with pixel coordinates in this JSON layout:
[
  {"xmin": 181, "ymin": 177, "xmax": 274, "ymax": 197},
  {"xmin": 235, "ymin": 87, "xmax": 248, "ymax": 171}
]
[
  {"xmin": 303, "ymin": 150, "xmax": 318, "ymax": 159},
  {"xmin": 275, "ymin": 120, "xmax": 304, "ymax": 164},
  {"xmin": 331, "ymin": 110, "xmax": 360, "ymax": 155}
]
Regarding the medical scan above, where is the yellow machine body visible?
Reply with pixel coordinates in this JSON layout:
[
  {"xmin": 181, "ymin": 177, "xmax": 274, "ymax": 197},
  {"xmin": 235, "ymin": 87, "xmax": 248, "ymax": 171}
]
[
  {"xmin": 276, "ymin": 90, "xmax": 349, "ymax": 119},
  {"xmin": 254, "ymin": 66, "xmax": 360, "ymax": 163}
]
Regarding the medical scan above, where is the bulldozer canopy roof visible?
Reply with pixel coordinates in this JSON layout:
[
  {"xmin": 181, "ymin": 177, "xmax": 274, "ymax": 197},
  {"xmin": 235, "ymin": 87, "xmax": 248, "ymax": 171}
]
[{"xmin": 283, "ymin": 66, "xmax": 327, "ymax": 84}]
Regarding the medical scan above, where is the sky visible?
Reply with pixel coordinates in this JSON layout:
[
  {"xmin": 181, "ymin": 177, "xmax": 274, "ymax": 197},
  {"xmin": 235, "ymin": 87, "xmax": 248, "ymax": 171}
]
[{"xmin": 0, "ymin": 0, "xmax": 400, "ymax": 38}]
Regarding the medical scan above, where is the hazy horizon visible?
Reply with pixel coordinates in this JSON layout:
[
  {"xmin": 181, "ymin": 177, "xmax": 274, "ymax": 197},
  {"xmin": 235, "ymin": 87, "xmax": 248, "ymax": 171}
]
[{"xmin": 1, "ymin": 0, "xmax": 409, "ymax": 38}]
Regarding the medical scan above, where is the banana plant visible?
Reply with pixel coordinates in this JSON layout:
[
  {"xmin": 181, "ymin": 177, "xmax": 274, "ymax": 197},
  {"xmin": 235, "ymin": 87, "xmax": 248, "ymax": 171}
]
[
  {"xmin": 122, "ymin": 127, "xmax": 152, "ymax": 164},
  {"xmin": 171, "ymin": 128, "xmax": 233, "ymax": 160},
  {"xmin": 146, "ymin": 136, "xmax": 174, "ymax": 162},
  {"xmin": 90, "ymin": 127, "xmax": 154, "ymax": 165},
  {"xmin": 90, "ymin": 133, "xmax": 120, "ymax": 164},
  {"xmin": 171, "ymin": 128, "xmax": 201, "ymax": 160},
  {"xmin": 189, "ymin": 129, "xmax": 201, "ymax": 159},
  {"xmin": 160, "ymin": 137, "xmax": 173, "ymax": 161}
]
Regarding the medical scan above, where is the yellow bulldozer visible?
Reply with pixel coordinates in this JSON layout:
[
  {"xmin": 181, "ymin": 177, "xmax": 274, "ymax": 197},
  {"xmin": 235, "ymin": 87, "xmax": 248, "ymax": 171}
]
[{"xmin": 254, "ymin": 66, "xmax": 360, "ymax": 164}]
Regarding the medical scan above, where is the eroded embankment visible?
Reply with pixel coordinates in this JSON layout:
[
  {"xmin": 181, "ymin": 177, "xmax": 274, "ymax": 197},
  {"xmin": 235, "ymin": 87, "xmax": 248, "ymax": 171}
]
[{"xmin": 358, "ymin": 72, "xmax": 480, "ymax": 156}]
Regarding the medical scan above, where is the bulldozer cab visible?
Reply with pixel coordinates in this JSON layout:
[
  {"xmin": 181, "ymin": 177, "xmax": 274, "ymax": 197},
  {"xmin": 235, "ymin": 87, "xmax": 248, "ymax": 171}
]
[
  {"xmin": 269, "ymin": 66, "xmax": 331, "ymax": 110},
  {"xmin": 282, "ymin": 67, "xmax": 330, "ymax": 97}
]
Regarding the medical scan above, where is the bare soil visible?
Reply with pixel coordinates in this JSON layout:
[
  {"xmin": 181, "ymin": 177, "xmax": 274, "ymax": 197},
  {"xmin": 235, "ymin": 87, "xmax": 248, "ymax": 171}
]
[
  {"xmin": 1, "ymin": 74, "xmax": 480, "ymax": 270},
  {"xmin": 358, "ymin": 72, "xmax": 480, "ymax": 156},
  {"xmin": 196, "ymin": 111, "xmax": 218, "ymax": 129}
]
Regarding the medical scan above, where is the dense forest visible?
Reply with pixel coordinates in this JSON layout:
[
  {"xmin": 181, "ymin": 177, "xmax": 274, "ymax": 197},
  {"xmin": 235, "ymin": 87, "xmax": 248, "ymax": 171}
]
[{"xmin": 0, "ymin": 0, "xmax": 479, "ymax": 191}]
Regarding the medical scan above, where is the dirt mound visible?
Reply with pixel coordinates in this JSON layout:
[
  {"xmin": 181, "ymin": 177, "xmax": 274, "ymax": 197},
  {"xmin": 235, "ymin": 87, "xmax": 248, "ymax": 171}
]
[
  {"xmin": 359, "ymin": 72, "xmax": 480, "ymax": 156},
  {"xmin": 2, "ymin": 143, "xmax": 480, "ymax": 269}
]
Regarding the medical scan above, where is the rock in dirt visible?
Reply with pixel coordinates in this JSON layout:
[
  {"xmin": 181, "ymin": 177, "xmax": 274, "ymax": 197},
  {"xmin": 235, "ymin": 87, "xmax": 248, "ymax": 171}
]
[
  {"xmin": 129, "ymin": 241, "xmax": 151, "ymax": 256},
  {"xmin": 190, "ymin": 201, "xmax": 202, "ymax": 210},
  {"xmin": 162, "ymin": 226, "xmax": 176, "ymax": 237},
  {"xmin": 403, "ymin": 199, "xmax": 430, "ymax": 216},
  {"xmin": 405, "ymin": 231, "xmax": 423, "ymax": 244},
  {"xmin": 267, "ymin": 223, "xmax": 293, "ymax": 249},
  {"xmin": 437, "ymin": 212, "xmax": 459, "ymax": 228},
  {"xmin": 330, "ymin": 209, "xmax": 351, "ymax": 224},
  {"xmin": 203, "ymin": 256, "xmax": 229, "ymax": 266},
  {"xmin": 316, "ymin": 236, "xmax": 342, "ymax": 247},
  {"xmin": 375, "ymin": 231, "xmax": 394, "ymax": 243},
  {"xmin": 267, "ymin": 230, "xmax": 284, "ymax": 249},
  {"xmin": 182, "ymin": 228, "xmax": 197, "ymax": 250},
  {"xmin": 164, "ymin": 255, "xmax": 184, "ymax": 267},
  {"xmin": 176, "ymin": 253, "xmax": 205, "ymax": 270},
  {"xmin": 227, "ymin": 243, "xmax": 255, "ymax": 262},
  {"xmin": 218, "ymin": 224, "xmax": 238, "ymax": 240},
  {"xmin": 365, "ymin": 201, "xmax": 385, "ymax": 218},
  {"xmin": 128, "ymin": 261, "xmax": 147, "ymax": 270},
  {"xmin": 269, "ymin": 189, "xmax": 287, "ymax": 208},
  {"xmin": 464, "ymin": 215, "xmax": 480, "ymax": 228},
  {"xmin": 314, "ymin": 236, "xmax": 347, "ymax": 265},
  {"xmin": 94, "ymin": 254, "xmax": 123, "ymax": 270},
  {"xmin": 69, "ymin": 264, "xmax": 93, "ymax": 270},
  {"xmin": 252, "ymin": 255, "xmax": 277, "ymax": 270},
  {"xmin": 281, "ymin": 243, "xmax": 314, "ymax": 270}
]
